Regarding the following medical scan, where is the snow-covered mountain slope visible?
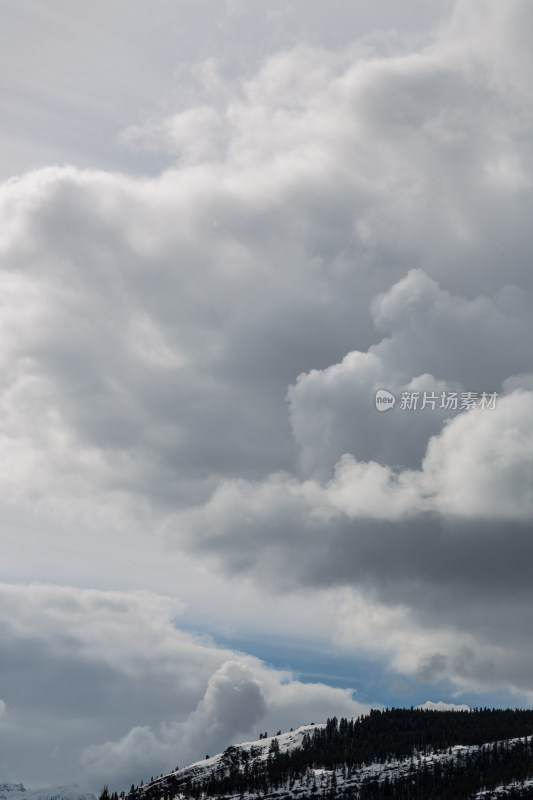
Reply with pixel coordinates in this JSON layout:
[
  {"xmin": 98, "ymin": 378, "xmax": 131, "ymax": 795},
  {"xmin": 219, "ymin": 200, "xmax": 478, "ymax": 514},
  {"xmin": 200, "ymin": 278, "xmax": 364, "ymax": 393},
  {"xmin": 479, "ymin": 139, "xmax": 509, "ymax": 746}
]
[
  {"xmin": 135, "ymin": 725, "xmax": 533, "ymax": 800},
  {"xmin": 0, "ymin": 782, "xmax": 96, "ymax": 800},
  {"xmin": 476, "ymin": 780, "xmax": 533, "ymax": 798},
  {"xmin": 140, "ymin": 725, "xmax": 324, "ymax": 795}
]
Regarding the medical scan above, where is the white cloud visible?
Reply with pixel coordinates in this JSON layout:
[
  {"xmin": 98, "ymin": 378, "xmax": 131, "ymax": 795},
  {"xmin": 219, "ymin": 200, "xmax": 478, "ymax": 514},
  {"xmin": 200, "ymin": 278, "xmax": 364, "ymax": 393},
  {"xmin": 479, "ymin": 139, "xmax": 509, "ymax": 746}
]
[
  {"xmin": 81, "ymin": 658, "xmax": 366, "ymax": 788},
  {"xmin": 121, "ymin": 106, "xmax": 226, "ymax": 164},
  {"xmin": 417, "ymin": 701, "xmax": 470, "ymax": 712},
  {"xmin": 1, "ymin": 0, "xmax": 532, "ymax": 523},
  {"xmin": 332, "ymin": 590, "xmax": 530, "ymax": 699},
  {"xmin": 171, "ymin": 377, "xmax": 533, "ymax": 696},
  {"xmin": 176, "ymin": 384, "xmax": 533, "ymax": 536},
  {"xmin": 0, "ymin": 583, "xmax": 367, "ymax": 790},
  {"xmin": 289, "ymin": 268, "xmax": 531, "ymax": 477}
]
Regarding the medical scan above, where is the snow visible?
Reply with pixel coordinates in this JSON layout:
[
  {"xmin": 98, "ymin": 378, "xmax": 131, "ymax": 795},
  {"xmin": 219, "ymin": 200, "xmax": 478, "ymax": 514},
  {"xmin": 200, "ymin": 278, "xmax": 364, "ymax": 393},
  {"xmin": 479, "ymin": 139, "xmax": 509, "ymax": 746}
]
[
  {"xmin": 476, "ymin": 778, "xmax": 533, "ymax": 798},
  {"xmin": 139, "ymin": 726, "xmax": 533, "ymax": 800},
  {"xmin": 176, "ymin": 724, "xmax": 324, "ymax": 774}
]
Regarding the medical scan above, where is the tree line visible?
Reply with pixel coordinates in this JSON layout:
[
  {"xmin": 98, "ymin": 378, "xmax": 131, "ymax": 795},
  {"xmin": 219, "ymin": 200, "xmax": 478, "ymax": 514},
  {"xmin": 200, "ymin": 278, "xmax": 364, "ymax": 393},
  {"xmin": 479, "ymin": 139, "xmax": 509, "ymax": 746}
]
[{"xmin": 110, "ymin": 708, "xmax": 533, "ymax": 800}]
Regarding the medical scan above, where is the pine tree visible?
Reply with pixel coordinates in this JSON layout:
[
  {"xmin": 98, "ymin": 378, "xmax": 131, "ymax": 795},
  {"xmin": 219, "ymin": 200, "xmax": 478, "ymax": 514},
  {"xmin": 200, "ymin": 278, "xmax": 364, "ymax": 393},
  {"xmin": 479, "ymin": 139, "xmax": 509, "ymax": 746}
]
[{"xmin": 99, "ymin": 786, "xmax": 110, "ymax": 800}]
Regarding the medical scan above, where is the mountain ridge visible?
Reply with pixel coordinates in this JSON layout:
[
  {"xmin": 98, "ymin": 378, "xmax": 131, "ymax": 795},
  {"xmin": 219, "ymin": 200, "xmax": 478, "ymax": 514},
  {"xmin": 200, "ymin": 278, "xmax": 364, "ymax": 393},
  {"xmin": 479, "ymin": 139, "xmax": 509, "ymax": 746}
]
[{"xmin": 121, "ymin": 709, "xmax": 533, "ymax": 800}]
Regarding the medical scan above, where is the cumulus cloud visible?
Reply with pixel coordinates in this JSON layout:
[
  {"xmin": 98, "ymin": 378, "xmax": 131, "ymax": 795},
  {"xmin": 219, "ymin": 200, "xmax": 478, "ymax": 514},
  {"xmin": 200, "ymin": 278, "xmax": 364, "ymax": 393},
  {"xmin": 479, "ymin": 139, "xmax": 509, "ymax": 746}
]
[
  {"xmin": 0, "ymin": 584, "xmax": 367, "ymax": 790},
  {"xmin": 176, "ymin": 382, "xmax": 533, "ymax": 541},
  {"xmin": 289, "ymin": 268, "xmax": 531, "ymax": 476},
  {"xmin": 172, "ymin": 371, "xmax": 533, "ymax": 695},
  {"xmin": 81, "ymin": 660, "xmax": 268, "ymax": 784},
  {"xmin": 417, "ymin": 701, "xmax": 470, "ymax": 712},
  {"xmin": 1, "ymin": 0, "xmax": 532, "ymax": 523},
  {"xmin": 81, "ymin": 657, "xmax": 366, "ymax": 790},
  {"xmin": 181, "ymin": 661, "xmax": 267, "ymax": 749}
]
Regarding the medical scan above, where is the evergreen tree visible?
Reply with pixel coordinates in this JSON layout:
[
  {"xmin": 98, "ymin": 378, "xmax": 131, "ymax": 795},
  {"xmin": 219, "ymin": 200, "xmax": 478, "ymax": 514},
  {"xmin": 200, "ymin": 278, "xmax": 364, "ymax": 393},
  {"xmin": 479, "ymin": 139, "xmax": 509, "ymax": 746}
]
[{"xmin": 99, "ymin": 786, "xmax": 110, "ymax": 800}]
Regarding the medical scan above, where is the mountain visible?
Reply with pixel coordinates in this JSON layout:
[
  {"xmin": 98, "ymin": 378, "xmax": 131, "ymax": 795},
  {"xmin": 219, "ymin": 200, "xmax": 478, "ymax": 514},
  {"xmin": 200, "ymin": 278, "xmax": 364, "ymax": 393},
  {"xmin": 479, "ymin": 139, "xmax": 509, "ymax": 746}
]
[
  {"xmin": 123, "ymin": 709, "xmax": 533, "ymax": 800},
  {"xmin": 0, "ymin": 782, "xmax": 96, "ymax": 800}
]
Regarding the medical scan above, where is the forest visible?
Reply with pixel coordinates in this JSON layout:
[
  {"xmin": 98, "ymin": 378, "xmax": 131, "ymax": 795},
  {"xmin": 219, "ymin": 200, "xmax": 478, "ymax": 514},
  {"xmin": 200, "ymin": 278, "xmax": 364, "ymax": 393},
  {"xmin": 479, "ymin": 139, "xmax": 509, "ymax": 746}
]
[{"xmin": 113, "ymin": 709, "xmax": 533, "ymax": 800}]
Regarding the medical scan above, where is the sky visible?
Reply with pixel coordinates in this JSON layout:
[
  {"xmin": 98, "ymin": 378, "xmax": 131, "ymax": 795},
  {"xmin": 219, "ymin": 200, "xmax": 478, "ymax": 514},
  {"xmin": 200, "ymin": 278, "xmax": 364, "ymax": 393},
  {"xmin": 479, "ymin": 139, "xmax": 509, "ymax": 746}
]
[{"xmin": 1, "ymin": 0, "xmax": 533, "ymax": 792}]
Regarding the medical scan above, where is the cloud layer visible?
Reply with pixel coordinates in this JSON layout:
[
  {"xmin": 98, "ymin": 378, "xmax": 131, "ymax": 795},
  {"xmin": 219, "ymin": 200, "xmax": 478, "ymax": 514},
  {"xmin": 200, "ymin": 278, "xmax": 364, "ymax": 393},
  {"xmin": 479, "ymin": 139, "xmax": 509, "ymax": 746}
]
[
  {"xmin": 0, "ymin": 583, "xmax": 367, "ymax": 790},
  {"xmin": 1, "ymin": 0, "xmax": 533, "ymax": 790}
]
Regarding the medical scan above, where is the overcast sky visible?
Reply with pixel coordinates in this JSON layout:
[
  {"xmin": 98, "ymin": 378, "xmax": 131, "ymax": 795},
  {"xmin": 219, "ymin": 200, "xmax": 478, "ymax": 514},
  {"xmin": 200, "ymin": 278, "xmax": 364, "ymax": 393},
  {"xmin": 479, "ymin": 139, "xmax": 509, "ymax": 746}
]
[{"xmin": 1, "ymin": 0, "xmax": 533, "ymax": 793}]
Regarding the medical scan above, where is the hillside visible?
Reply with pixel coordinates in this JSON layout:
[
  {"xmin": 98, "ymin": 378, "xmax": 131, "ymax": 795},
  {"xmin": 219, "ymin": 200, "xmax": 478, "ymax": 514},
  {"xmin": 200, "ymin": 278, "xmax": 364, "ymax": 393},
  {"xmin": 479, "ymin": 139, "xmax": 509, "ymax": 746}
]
[{"xmin": 117, "ymin": 709, "xmax": 533, "ymax": 800}]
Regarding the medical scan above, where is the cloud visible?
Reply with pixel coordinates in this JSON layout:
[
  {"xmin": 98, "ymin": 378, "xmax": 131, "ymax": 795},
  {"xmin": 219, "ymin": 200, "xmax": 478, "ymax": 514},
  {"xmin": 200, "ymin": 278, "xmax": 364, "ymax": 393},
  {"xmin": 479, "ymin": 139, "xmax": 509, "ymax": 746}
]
[
  {"xmin": 417, "ymin": 701, "xmax": 470, "ymax": 712},
  {"xmin": 332, "ymin": 587, "xmax": 533, "ymax": 700},
  {"xmin": 1, "ymin": 0, "xmax": 532, "ymax": 523},
  {"xmin": 175, "ymin": 380, "xmax": 533, "ymax": 542},
  {"xmin": 81, "ymin": 658, "xmax": 365, "ymax": 789},
  {"xmin": 172, "ymin": 374, "xmax": 533, "ymax": 696},
  {"xmin": 288, "ymin": 268, "xmax": 531, "ymax": 477},
  {"xmin": 1, "ymin": 0, "xmax": 533, "ymax": 785},
  {"xmin": 181, "ymin": 661, "xmax": 267, "ymax": 749},
  {"xmin": 81, "ymin": 660, "xmax": 269, "ymax": 783},
  {"xmin": 121, "ymin": 106, "xmax": 226, "ymax": 164},
  {"xmin": 0, "ymin": 584, "xmax": 367, "ymax": 791}
]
